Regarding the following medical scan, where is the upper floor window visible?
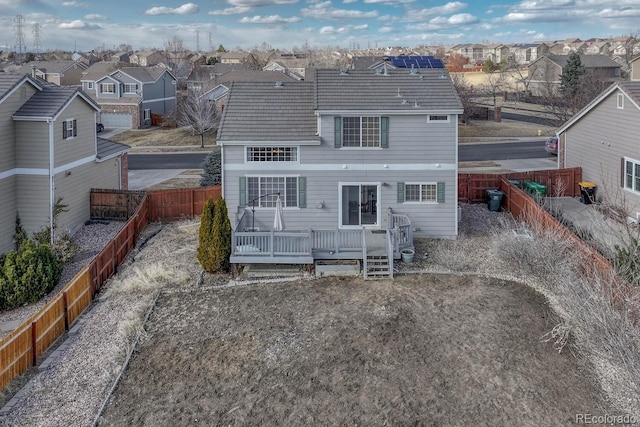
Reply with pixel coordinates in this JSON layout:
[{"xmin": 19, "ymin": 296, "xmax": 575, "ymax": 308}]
[
  {"xmin": 617, "ymin": 93, "xmax": 624, "ymax": 109},
  {"xmin": 334, "ymin": 116, "xmax": 388, "ymax": 149},
  {"xmin": 247, "ymin": 147, "xmax": 298, "ymax": 162},
  {"xmin": 428, "ymin": 115, "xmax": 449, "ymax": 123},
  {"xmin": 100, "ymin": 83, "xmax": 115, "ymax": 94},
  {"xmin": 624, "ymin": 158, "xmax": 640, "ymax": 193},
  {"xmin": 63, "ymin": 119, "xmax": 77, "ymax": 140},
  {"xmin": 87, "ymin": 82, "xmax": 94, "ymax": 90},
  {"xmin": 343, "ymin": 116, "xmax": 380, "ymax": 147},
  {"xmin": 124, "ymin": 83, "xmax": 138, "ymax": 94}
]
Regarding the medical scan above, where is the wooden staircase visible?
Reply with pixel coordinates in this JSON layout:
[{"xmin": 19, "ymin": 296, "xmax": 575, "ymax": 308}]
[{"xmin": 363, "ymin": 230, "xmax": 393, "ymax": 280}]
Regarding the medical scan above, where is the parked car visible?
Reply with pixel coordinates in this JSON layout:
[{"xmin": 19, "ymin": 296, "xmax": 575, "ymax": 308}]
[
  {"xmin": 545, "ymin": 136, "xmax": 558, "ymax": 155},
  {"xmin": 96, "ymin": 123, "xmax": 104, "ymax": 133}
]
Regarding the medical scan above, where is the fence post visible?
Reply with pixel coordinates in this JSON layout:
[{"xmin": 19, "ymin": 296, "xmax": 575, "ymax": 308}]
[
  {"xmin": 63, "ymin": 291, "xmax": 69, "ymax": 331},
  {"xmin": 31, "ymin": 322, "xmax": 37, "ymax": 367}
]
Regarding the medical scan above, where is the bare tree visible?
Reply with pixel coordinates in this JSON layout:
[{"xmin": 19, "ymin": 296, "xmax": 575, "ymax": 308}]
[
  {"xmin": 450, "ymin": 73, "xmax": 476, "ymax": 123},
  {"xmin": 177, "ymin": 88, "xmax": 220, "ymax": 149},
  {"xmin": 483, "ymin": 67, "xmax": 508, "ymax": 107},
  {"xmin": 620, "ymin": 30, "xmax": 639, "ymax": 75}
]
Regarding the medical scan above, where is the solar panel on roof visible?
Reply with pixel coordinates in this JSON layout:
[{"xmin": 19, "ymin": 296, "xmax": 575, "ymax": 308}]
[{"xmin": 386, "ymin": 56, "xmax": 444, "ymax": 69}]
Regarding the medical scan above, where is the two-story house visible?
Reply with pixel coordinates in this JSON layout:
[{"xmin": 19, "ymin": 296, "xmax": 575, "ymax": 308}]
[
  {"xmin": 218, "ymin": 68, "xmax": 462, "ymax": 276},
  {"xmin": 81, "ymin": 66, "xmax": 177, "ymax": 129},
  {"xmin": 528, "ymin": 54, "xmax": 622, "ymax": 96},
  {"xmin": 14, "ymin": 60, "xmax": 89, "ymax": 86},
  {"xmin": 556, "ymin": 59, "xmax": 640, "ymax": 219},
  {"xmin": 0, "ymin": 74, "xmax": 129, "ymax": 254}
]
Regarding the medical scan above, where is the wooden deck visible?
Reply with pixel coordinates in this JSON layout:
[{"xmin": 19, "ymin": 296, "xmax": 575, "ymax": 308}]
[{"xmin": 230, "ymin": 210, "xmax": 413, "ymax": 265}]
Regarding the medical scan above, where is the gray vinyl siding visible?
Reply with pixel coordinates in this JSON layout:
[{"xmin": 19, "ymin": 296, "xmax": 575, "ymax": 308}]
[
  {"xmin": 15, "ymin": 122, "xmax": 50, "ymax": 169},
  {"xmin": 54, "ymin": 158, "xmax": 121, "ymax": 235},
  {"xmin": 224, "ymin": 112, "xmax": 458, "ymax": 237},
  {"xmin": 141, "ymin": 74, "xmax": 177, "ymax": 116},
  {"xmin": 0, "ymin": 177, "xmax": 17, "ymax": 253},
  {"xmin": 55, "ymin": 98, "xmax": 97, "ymax": 166},
  {"xmin": 0, "ymin": 84, "xmax": 38, "ymax": 171},
  {"xmin": 16, "ymin": 174, "xmax": 50, "ymax": 237},
  {"xmin": 564, "ymin": 89, "xmax": 640, "ymax": 212}
]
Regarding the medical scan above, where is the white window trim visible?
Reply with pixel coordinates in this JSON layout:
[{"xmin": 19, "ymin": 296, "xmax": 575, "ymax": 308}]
[
  {"xmin": 143, "ymin": 109, "xmax": 151, "ymax": 120},
  {"xmin": 63, "ymin": 118, "xmax": 75, "ymax": 140},
  {"xmin": 341, "ymin": 116, "xmax": 381, "ymax": 149},
  {"xmin": 624, "ymin": 157, "xmax": 640, "ymax": 194},
  {"xmin": 245, "ymin": 146, "xmax": 300, "ymax": 163},
  {"xmin": 404, "ymin": 182, "xmax": 438, "ymax": 204},
  {"xmin": 246, "ymin": 175, "xmax": 300, "ymax": 209},
  {"xmin": 617, "ymin": 93, "xmax": 624, "ymax": 109},
  {"xmin": 100, "ymin": 83, "xmax": 115, "ymax": 94},
  {"xmin": 338, "ymin": 182, "xmax": 381, "ymax": 229},
  {"xmin": 124, "ymin": 83, "xmax": 138, "ymax": 94},
  {"xmin": 87, "ymin": 82, "xmax": 94, "ymax": 89},
  {"xmin": 427, "ymin": 114, "xmax": 450, "ymax": 123}
]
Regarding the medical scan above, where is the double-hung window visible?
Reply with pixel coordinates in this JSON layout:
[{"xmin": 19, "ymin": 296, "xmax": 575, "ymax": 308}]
[
  {"xmin": 124, "ymin": 83, "xmax": 138, "ymax": 94},
  {"xmin": 335, "ymin": 116, "xmax": 388, "ymax": 148},
  {"xmin": 100, "ymin": 83, "xmax": 115, "ymax": 94},
  {"xmin": 246, "ymin": 176, "xmax": 299, "ymax": 208},
  {"xmin": 62, "ymin": 119, "xmax": 77, "ymax": 140},
  {"xmin": 624, "ymin": 158, "xmax": 640, "ymax": 193},
  {"xmin": 398, "ymin": 182, "xmax": 445, "ymax": 204}
]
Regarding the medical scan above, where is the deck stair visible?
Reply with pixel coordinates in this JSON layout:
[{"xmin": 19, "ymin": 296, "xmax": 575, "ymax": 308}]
[{"xmin": 363, "ymin": 230, "xmax": 393, "ymax": 280}]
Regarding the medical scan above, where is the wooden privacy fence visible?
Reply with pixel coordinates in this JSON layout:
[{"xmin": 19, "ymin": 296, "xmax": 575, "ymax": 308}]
[
  {"xmin": 458, "ymin": 167, "xmax": 582, "ymax": 203},
  {"xmin": 1, "ymin": 186, "xmax": 222, "ymax": 391}
]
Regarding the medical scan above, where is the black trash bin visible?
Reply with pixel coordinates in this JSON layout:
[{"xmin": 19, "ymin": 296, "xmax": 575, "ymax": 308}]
[
  {"xmin": 578, "ymin": 181, "xmax": 597, "ymax": 204},
  {"xmin": 486, "ymin": 189, "xmax": 505, "ymax": 212}
]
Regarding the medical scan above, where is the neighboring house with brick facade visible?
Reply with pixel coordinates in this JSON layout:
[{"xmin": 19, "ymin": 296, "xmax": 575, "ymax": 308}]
[{"xmin": 0, "ymin": 74, "xmax": 129, "ymax": 254}]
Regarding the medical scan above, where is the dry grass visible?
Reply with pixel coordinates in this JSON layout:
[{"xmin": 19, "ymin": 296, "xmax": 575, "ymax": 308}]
[
  {"xmin": 459, "ymin": 119, "xmax": 555, "ymax": 141},
  {"xmin": 109, "ymin": 127, "xmax": 216, "ymax": 152}
]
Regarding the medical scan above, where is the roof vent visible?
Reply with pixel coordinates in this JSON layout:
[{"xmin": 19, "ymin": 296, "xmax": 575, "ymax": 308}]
[
  {"xmin": 414, "ymin": 99, "xmax": 419, "ymax": 108},
  {"xmin": 339, "ymin": 68, "xmax": 349, "ymax": 74},
  {"xmin": 275, "ymin": 81, "xmax": 284, "ymax": 87},
  {"xmin": 410, "ymin": 64, "xmax": 419, "ymax": 75}
]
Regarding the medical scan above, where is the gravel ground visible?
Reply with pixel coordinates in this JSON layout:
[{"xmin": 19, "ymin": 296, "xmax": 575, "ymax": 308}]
[
  {"xmin": 0, "ymin": 204, "xmax": 636, "ymax": 425},
  {"xmin": 0, "ymin": 221, "xmax": 125, "ymax": 333}
]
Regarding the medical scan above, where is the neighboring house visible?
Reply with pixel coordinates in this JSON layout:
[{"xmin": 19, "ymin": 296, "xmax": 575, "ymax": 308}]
[
  {"xmin": 217, "ymin": 51, "xmax": 259, "ymax": 68},
  {"xmin": 186, "ymin": 63, "xmax": 252, "ymax": 91},
  {"xmin": 263, "ymin": 56, "xmax": 309, "ymax": 80},
  {"xmin": 556, "ymin": 79, "xmax": 640, "ymax": 218},
  {"xmin": 111, "ymin": 51, "xmax": 131, "ymax": 63},
  {"xmin": 509, "ymin": 43, "xmax": 550, "ymax": 65},
  {"xmin": 81, "ymin": 66, "xmax": 177, "ymax": 129},
  {"xmin": 349, "ymin": 55, "xmax": 387, "ymax": 71},
  {"xmin": 218, "ymin": 68, "xmax": 463, "ymax": 272},
  {"xmin": 483, "ymin": 44, "xmax": 510, "ymax": 63},
  {"xmin": 130, "ymin": 50, "xmax": 167, "ymax": 67},
  {"xmin": 631, "ymin": 56, "xmax": 640, "ymax": 81},
  {"xmin": 14, "ymin": 60, "xmax": 89, "ymax": 86},
  {"xmin": 0, "ymin": 74, "xmax": 129, "ymax": 254},
  {"xmin": 528, "ymin": 54, "xmax": 622, "ymax": 96}
]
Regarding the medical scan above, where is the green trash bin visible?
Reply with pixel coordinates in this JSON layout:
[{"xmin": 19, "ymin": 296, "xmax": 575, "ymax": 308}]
[
  {"xmin": 524, "ymin": 181, "xmax": 547, "ymax": 196},
  {"xmin": 486, "ymin": 189, "xmax": 504, "ymax": 212}
]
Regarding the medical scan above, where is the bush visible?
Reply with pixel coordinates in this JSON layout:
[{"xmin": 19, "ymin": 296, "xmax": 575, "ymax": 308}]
[
  {"xmin": 614, "ymin": 236, "xmax": 640, "ymax": 286},
  {"xmin": 197, "ymin": 198, "xmax": 216, "ymax": 273},
  {"xmin": 211, "ymin": 198, "xmax": 231, "ymax": 273},
  {"xmin": 0, "ymin": 240, "xmax": 63, "ymax": 310}
]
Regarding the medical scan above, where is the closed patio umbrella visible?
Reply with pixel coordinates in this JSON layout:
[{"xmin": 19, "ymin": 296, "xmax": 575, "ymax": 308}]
[{"xmin": 274, "ymin": 196, "xmax": 284, "ymax": 231}]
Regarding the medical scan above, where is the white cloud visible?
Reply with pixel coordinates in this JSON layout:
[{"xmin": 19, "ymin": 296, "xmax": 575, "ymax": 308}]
[
  {"xmin": 62, "ymin": 1, "xmax": 88, "ymax": 6},
  {"xmin": 410, "ymin": 13, "xmax": 478, "ymax": 31},
  {"xmin": 145, "ymin": 3, "xmax": 199, "ymax": 16},
  {"xmin": 239, "ymin": 15, "xmax": 301, "ymax": 24},
  {"xmin": 301, "ymin": 1, "xmax": 379, "ymax": 20},
  {"xmin": 379, "ymin": 26, "xmax": 394, "ymax": 33},
  {"xmin": 319, "ymin": 23, "xmax": 368, "ymax": 34},
  {"xmin": 364, "ymin": 0, "xmax": 413, "ymax": 4},
  {"xmin": 405, "ymin": 1, "xmax": 467, "ymax": 21},
  {"xmin": 58, "ymin": 20, "xmax": 101, "ymax": 29},
  {"xmin": 343, "ymin": 0, "xmax": 358, "ymax": 3},
  {"xmin": 209, "ymin": 6, "xmax": 252, "ymax": 15},
  {"xmin": 228, "ymin": 0, "xmax": 297, "ymax": 6},
  {"xmin": 84, "ymin": 14, "xmax": 106, "ymax": 20}
]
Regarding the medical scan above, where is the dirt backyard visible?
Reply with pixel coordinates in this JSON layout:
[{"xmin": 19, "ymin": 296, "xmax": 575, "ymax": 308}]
[{"xmin": 98, "ymin": 274, "xmax": 610, "ymax": 426}]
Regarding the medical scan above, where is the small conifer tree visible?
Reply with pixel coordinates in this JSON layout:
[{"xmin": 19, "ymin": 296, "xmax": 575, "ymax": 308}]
[
  {"xmin": 211, "ymin": 197, "xmax": 232, "ymax": 273},
  {"xmin": 197, "ymin": 198, "xmax": 216, "ymax": 272}
]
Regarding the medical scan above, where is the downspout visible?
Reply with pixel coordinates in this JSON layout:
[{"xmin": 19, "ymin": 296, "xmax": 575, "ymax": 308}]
[{"xmin": 48, "ymin": 118, "xmax": 55, "ymax": 245}]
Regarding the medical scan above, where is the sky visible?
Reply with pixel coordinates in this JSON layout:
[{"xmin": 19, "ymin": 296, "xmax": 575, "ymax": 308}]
[{"xmin": 1, "ymin": 0, "xmax": 640, "ymax": 53}]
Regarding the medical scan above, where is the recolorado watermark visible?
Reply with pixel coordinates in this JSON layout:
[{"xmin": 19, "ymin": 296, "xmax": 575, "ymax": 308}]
[{"xmin": 576, "ymin": 413, "xmax": 639, "ymax": 425}]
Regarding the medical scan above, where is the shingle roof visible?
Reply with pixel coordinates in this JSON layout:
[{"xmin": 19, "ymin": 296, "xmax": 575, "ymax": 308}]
[
  {"xmin": 81, "ymin": 62, "xmax": 128, "ymax": 81},
  {"xmin": 619, "ymin": 81, "xmax": 640, "ymax": 106},
  {"xmin": 217, "ymin": 81, "xmax": 317, "ymax": 142},
  {"xmin": 545, "ymin": 54, "xmax": 621, "ymax": 68},
  {"xmin": 0, "ymin": 74, "xmax": 37, "ymax": 102},
  {"xmin": 13, "ymin": 84, "xmax": 100, "ymax": 119},
  {"xmin": 314, "ymin": 68, "xmax": 463, "ymax": 111},
  {"xmin": 97, "ymin": 138, "xmax": 129, "ymax": 160},
  {"xmin": 16, "ymin": 60, "xmax": 85, "ymax": 75}
]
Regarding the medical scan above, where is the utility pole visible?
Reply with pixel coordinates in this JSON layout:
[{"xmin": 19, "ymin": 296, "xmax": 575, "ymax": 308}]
[
  {"xmin": 195, "ymin": 30, "xmax": 200, "ymax": 52},
  {"xmin": 14, "ymin": 14, "xmax": 26, "ymax": 64}
]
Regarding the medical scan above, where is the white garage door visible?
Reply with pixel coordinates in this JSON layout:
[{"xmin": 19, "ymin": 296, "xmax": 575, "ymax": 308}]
[{"xmin": 100, "ymin": 113, "xmax": 132, "ymax": 129}]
